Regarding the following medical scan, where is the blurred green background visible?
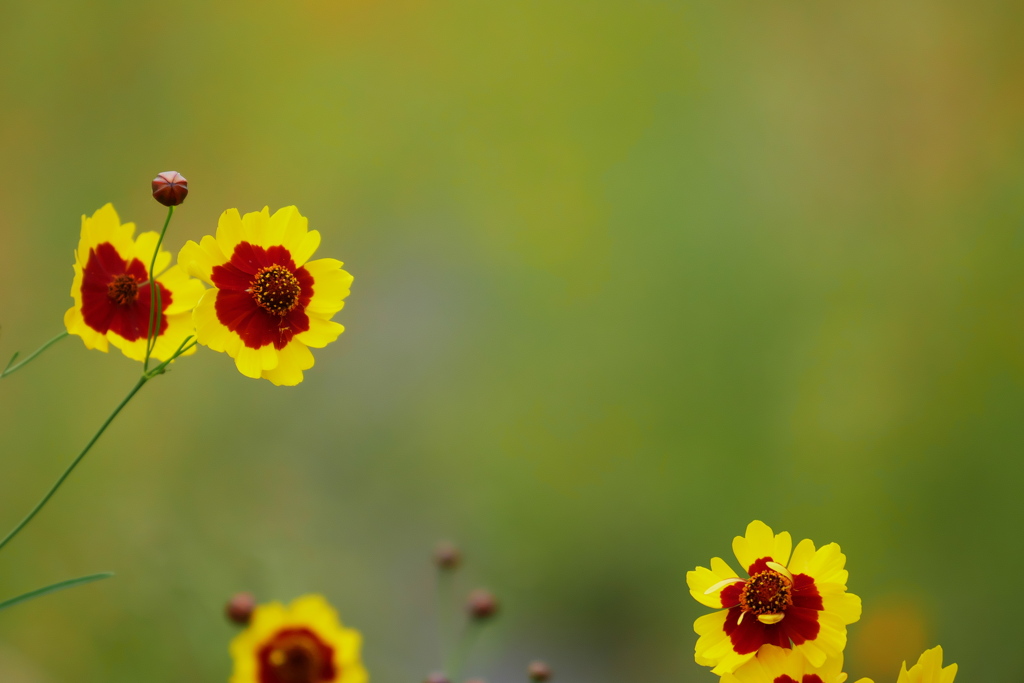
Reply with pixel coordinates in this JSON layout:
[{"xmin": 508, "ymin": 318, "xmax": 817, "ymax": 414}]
[{"xmin": 2, "ymin": 1, "xmax": 1024, "ymax": 681}]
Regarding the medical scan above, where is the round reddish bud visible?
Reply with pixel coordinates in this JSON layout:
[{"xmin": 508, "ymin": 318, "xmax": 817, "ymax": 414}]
[
  {"xmin": 152, "ymin": 171, "xmax": 188, "ymax": 206},
  {"xmin": 434, "ymin": 541, "xmax": 462, "ymax": 570},
  {"xmin": 465, "ymin": 589, "xmax": 498, "ymax": 620},
  {"xmin": 424, "ymin": 674, "xmax": 451, "ymax": 683},
  {"xmin": 225, "ymin": 592, "xmax": 257, "ymax": 625},
  {"xmin": 528, "ymin": 661, "xmax": 552, "ymax": 681}
]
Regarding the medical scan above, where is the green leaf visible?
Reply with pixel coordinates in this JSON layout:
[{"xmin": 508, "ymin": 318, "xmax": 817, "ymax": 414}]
[{"xmin": 0, "ymin": 572, "xmax": 114, "ymax": 613}]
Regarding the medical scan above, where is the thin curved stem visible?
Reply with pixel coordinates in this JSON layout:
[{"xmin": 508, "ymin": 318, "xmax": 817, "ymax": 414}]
[
  {"xmin": 144, "ymin": 206, "xmax": 174, "ymax": 372},
  {"xmin": 0, "ymin": 332, "xmax": 195, "ymax": 554},
  {"xmin": 1, "ymin": 331, "xmax": 69, "ymax": 380},
  {"xmin": 0, "ymin": 375, "xmax": 148, "ymax": 553},
  {"xmin": 0, "ymin": 572, "xmax": 114, "ymax": 613}
]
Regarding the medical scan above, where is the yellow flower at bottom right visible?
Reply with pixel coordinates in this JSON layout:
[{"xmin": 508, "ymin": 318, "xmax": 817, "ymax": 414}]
[{"xmin": 870, "ymin": 647, "xmax": 957, "ymax": 683}]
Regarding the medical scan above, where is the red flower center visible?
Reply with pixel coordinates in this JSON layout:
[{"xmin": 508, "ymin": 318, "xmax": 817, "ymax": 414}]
[
  {"xmin": 257, "ymin": 628, "xmax": 337, "ymax": 683},
  {"xmin": 718, "ymin": 557, "xmax": 823, "ymax": 655},
  {"xmin": 81, "ymin": 242, "xmax": 170, "ymax": 341},
  {"xmin": 107, "ymin": 274, "xmax": 139, "ymax": 306},
  {"xmin": 250, "ymin": 265, "xmax": 302, "ymax": 316},
  {"xmin": 210, "ymin": 242, "xmax": 314, "ymax": 350},
  {"xmin": 739, "ymin": 570, "xmax": 792, "ymax": 616}
]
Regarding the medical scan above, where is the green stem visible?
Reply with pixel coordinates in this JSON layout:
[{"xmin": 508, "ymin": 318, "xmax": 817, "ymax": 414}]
[
  {"xmin": 0, "ymin": 332, "xmax": 194, "ymax": 554},
  {"xmin": 436, "ymin": 569, "xmax": 455, "ymax": 669},
  {"xmin": 1, "ymin": 331, "xmax": 69, "ymax": 380},
  {"xmin": 0, "ymin": 572, "xmax": 114, "ymax": 613},
  {"xmin": 144, "ymin": 205, "xmax": 174, "ymax": 372},
  {"xmin": 0, "ymin": 375, "xmax": 148, "ymax": 553},
  {"xmin": 448, "ymin": 620, "xmax": 485, "ymax": 682}
]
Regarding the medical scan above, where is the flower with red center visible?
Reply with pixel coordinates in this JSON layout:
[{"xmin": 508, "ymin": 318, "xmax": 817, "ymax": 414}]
[
  {"xmin": 687, "ymin": 521, "xmax": 862, "ymax": 676},
  {"xmin": 177, "ymin": 206, "xmax": 352, "ymax": 386},
  {"xmin": 229, "ymin": 594, "xmax": 367, "ymax": 683},
  {"xmin": 63, "ymin": 204, "xmax": 205, "ymax": 361}
]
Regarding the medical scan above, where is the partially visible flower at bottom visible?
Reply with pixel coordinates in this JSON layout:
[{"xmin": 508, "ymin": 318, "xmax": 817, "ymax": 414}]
[
  {"xmin": 722, "ymin": 645, "xmax": 958, "ymax": 683},
  {"xmin": 64, "ymin": 203, "xmax": 205, "ymax": 361},
  {"xmin": 868, "ymin": 647, "xmax": 957, "ymax": 683},
  {"xmin": 229, "ymin": 594, "xmax": 367, "ymax": 683},
  {"xmin": 721, "ymin": 645, "xmax": 847, "ymax": 683}
]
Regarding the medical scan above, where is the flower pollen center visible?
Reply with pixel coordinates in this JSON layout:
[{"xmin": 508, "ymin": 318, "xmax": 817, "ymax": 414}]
[
  {"xmin": 107, "ymin": 274, "xmax": 139, "ymax": 306},
  {"xmin": 250, "ymin": 264, "xmax": 302, "ymax": 316},
  {"xmin": 261, "ymin": 630, "xmax": 333, "ymax": 683},
  {"xmin": 739, "ymin": 570, "xmax": 792, "ymax": 616}
]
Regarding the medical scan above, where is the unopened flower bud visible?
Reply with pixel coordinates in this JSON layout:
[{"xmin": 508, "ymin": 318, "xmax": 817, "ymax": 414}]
[
  {"xmin": 466, "ymin": 589, "xmax": 498, "ymax": 620},
  {"xmin": 152, "ymin": 171, "xmax": 188, "ymax": 206},
  {"xmin": 424, "ymin": 673, "xmax": 451, "ymax": 683},
  {"xmin": 528, "ymin": 661, "xmax": 552, "ymax": 681},
  {"xmin": 434, "ymin": 541, "xmax": 462, "ymax": 570},
  {"xmin": 225, "ymin": 592, "xmax": 256, "ymax": 625},
  {"xmin": 464, "ymin": 679, "xmax": 487, "ymax": 683}
]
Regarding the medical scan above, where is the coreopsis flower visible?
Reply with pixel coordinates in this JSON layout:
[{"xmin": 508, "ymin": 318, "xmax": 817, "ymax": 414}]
[
  {"xmin": 687, "ymin": 521, "xmax": 862, "ymax": 675},
  {"xmin": 229, "ymin": 594, "xmax": 367, "ymax": 683},
  {"xmin": 879, "ymin": 647, "xmax": 957, "ymax": 683},
  {"xmin": 178, "ymin": 206, "xmax": 352, "ymax": 386},
  {"xmin": 721, "ymin": 644, "xmax": 847, "ymax": 683},
  {"xmin": 64, "ymin": 203, "xmax": 205, "ymax": 361}
]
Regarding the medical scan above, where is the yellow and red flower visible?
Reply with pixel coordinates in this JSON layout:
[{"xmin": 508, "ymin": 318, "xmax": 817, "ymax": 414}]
[
  {"xmin": 178, "ymin": 206, "xmax": 352, "ymax": 386},
  {"xmin": 229, "ymin": 594, "xmax": 367, "ymax": 683},
  {"xmin": 721, "ymin": 643, "xmax": 848, "ymax": 683},
  {"xmin": 64, "ymin": 204, "xmax": 205, "ymax": 361},
  {"xmin": 687, "ymin": 521, "xmax": 862, "ymax": 675}
]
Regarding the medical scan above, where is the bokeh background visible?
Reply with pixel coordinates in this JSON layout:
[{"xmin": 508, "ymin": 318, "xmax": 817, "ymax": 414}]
[{"xmin": 1, "ymin": 1, "xmax": 1024, "ymax": 681}]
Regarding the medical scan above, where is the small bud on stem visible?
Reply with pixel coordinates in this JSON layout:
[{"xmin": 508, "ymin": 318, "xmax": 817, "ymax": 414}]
[
  {"xmin": 465, "ymin": 589, "xmax": 498, "ymax": 620},
  {"xmin": 152, "ymin": 171, "xmax": 188, "ymax": 206},
  {"xmin": 425, "ymin": 673, "xmax": 452, "ymax": 683},
  {"xmin": 528, "ymin": 661, "xmax": 552, "ymax": 681},
  {"xmin": 434, "ymin": 541, "xmax": 462, "ymax": 570},
  {"xmin": 225, "ymin": 592, "xmax": 257, "ymax": 625}
]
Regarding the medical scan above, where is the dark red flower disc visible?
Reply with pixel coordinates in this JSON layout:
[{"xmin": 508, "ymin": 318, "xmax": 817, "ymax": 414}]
[
  {"xmin": 80, "ymin": 242, "xmax": 171, "ymax": 341},
  {"xmin": 721, "ymin": 557, "xmax": 823, "ymax": 655},
  {"xmin": 211, "ymin": 242, "xmax": 314, "ymax": 350},
  {"xmin": 257, "ymin": 627, "xmax": 337, "ymax": 683}
]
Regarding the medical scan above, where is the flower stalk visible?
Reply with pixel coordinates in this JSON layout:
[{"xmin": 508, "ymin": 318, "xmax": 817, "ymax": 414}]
[
  {"xmin": 143, "ymin": 205, "xmax": 174, "ymax": 372},
  {"xmin": 0, "ymin": 331, "xmax": 69, "ymax": 380}
]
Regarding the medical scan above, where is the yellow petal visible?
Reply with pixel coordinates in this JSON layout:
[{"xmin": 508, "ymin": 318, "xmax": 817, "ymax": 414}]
[
  {"xmin": 295, "ymin": 316, "xmax": 344, "ymax": 349},
  {"xmin": 291, "ymin": 229, "xmax": 321, "ymax": 266},
  {"xmin": 193, "ymin": 290, "xmax": 233, "ymax": 352},
  {"xmin": 242, "ymin": 206, "xmax": 271, "ymax": 246},
  {"xmin": 269, "ymin": 205, "xmax": 309, "ymax": 249},
  {"xmin": 304, "ymin": 258, "xmax": 353, "ymax": 316},
  {"xmin": 159, "ymin": 264, "xmax": 207, "ymax": 315},
  {"xmin": 132, "ymin": 231, "xmax": 171, "ymax": 275},
  {"xmin": 233, "ymin": 345, "xmax": 265, "ymax": 379},
  {"xmin": 687, "ymin": 556, "xmax": 740, "ymax": 609},
  {"xmin": 822, "ymin": 591, "xmax": 862, "ymax": 625},
  {"xmin": 787, "ymin": 538, "xmax": 818, "ymax": 575},
  {"xmin": 732, "ymin": 521, "xmax": 792, "ymax": 573},
  {"xmin": 216, "ymin": 208, "xmax": 245, "ymax": 258},
  {"xmin": 178, "ymin": 235, "xmax": 227, "ymax": 283},
  {"xmin": 261, "ymin": 340, "xmax": 314, "ymax": 386},
  {"xmin": 64, "ymin": 304, "xmax": 109, "ymax": 352}
]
